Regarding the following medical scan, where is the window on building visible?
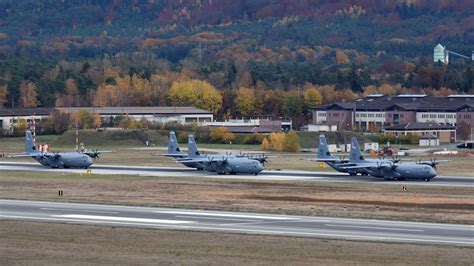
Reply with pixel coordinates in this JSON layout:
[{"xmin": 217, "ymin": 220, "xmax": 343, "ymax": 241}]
[
  {"xmin": 185, "ymin": 117, "xmax": 197, "ymax": 123},
  {"xmin": 199, "ymin": 117, "xmax": 212, "ymax": 122}
]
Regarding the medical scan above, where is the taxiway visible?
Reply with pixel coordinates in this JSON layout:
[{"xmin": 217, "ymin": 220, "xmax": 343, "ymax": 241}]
[{"xmin": 0, "ymin": 161, "xmax": 473, "ymax": 187}]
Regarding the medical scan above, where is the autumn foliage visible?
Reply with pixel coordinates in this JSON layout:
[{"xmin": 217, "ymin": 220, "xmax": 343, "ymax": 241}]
[
  {"xmin": 210, "ymin": 127, "xmax": 235, "ymax": 144},
  {"xmin": 261, "ymin": 131, "xmax": 299, "ymax": 152},
  {"xmin": 167, "ymin": 80, "xmax": 223, "ymax": 114}
]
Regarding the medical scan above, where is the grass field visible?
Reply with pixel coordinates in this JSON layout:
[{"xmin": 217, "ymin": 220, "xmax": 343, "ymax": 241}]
[{"xmin": 1, "ymin": 221, "xmax": 473, "ymax": 265}]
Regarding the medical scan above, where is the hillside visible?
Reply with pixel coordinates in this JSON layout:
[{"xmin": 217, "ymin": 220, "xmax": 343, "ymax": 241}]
[{"xmin": 0, "ymin": 0, "xmax": 473, "ymax": 126}]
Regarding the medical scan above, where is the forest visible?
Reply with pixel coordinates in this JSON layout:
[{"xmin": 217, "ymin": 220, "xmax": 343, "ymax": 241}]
[{"xmin": 0, "ymin": 0, "xmax": 473, "ymax": 127}]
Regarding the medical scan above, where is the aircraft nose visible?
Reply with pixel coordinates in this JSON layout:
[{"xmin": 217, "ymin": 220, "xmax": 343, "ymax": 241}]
[
  {"xmin": 87, "ymin": 157, "xmax": 94, "ymax": 166},
  {"xmin": 430, "ymin": 168, "xmax": 437, "ymax": 178},
  {"xmin": 257, "ymin": 163, "xmax": 264, "ymax": 173}
]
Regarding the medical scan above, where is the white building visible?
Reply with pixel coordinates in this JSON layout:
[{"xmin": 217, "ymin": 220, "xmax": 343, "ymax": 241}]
[
  {"xmin": 0, "ymin": 106, "xmax": 213, "ymax": 134},
  {"xmin": 416, "ymin": 112, "xmax": 456, "ymax": 125},
  {"xmin": 58, "ymin": 107, "xmax": 213, "ymax": 125},
  {"xmin": 0, "ymin": 108, "xmax": 53, "ymax": 134},
  {"xmin": 419, "ymin": 133, "xmax": 440, "ymax": 147},
  {"xmin": 434, "ymin": 43, "xmax": 448, "ymax": 64}
]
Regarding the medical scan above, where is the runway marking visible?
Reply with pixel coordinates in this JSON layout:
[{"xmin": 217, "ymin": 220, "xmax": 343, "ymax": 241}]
[
  {"xmin": 1, "ymin": 214, "xmax": 473, "ymax": 246},
  {"xmin": 154, "ymin": 210, "xmax": 297, "ymax": 220},
  {"xmin": 174, "ymin": 215, "xmax": 260, "ymax": 222},
  {"xmin": 54, "ymin": 214, "xmax": 194, "ymax": 224},
  {"xmin": 324, "ymin": 224, "xmax": 425, "ymax": 232},
  {"xmin": 40, "ymin": 208, "xmax": 119, "ymax": 214}
]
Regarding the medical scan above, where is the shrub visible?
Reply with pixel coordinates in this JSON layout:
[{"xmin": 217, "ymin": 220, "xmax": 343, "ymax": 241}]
[
  {"xmin": 261, "ymin": 131, "xmax": 299, "ymax": 152},
  {"xmin": 243, "ymin": 133, "xmax": 265, "ymax": 144},
  {"xmin": 210, "ymin": 127, "xmax": 235, "ymax": 144}
]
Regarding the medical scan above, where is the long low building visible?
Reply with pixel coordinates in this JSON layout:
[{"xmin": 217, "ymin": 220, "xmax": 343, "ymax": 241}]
[
  {"xmin": 0, "ymin": 106, "xmax": 213, "ymax": 134},
  {"xmin": 384, "ymin": 122, "xmax": 456, "ymax": 143},
  {"xmin": 312, "ymin": 94, "xmax": 474, "ymax": 141}
]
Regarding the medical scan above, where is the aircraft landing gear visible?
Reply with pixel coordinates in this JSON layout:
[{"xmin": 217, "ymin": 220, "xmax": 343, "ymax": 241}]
[{"xmin": 424, "ymin": 178, "xmax": 431, "ymax": 182}]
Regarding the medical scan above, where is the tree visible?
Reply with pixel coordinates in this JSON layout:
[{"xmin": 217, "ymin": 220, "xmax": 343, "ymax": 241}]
[
  {"xmin": 16, "ymin": 118, "xmax": 27, "ymax": 137},
  {"xmin": 167, "ymin": 79, "xmax": 222, "ymax": 114},
  {"xmin": 210, "ymin": 127, "xmax": 235, "ymax": 144},
  {"xmin": 283, "ymin": 130, "xmax": 300, "ymax": 152},
  {"xmin": 0, "ymin": 85, "xmax": 7, "ymax": 108},
  {"xmin": 74, "ymin": 110, "xmax": 100, "ymax": 129},
  {"xmin": 283, "ymin": 91, "xmax": 304, "ymax": 127},
  {"xmin": 261, "ymin": 137, "xmax": 271, "ymax": 150},
  {"xmin": 303, "ymin": 85, "xmax": 322, "ymax": 108},
  {"xmin": 56, "ymin": 78, "xmax": 82, "ymax": 107},
  {"xmin": 131, "ymin": 74, "xmax": 153, "ymax": 106},
  {"xmin": 268, "ymin": 132, "xmax": 285, "ymax": 152},
  {"xmin": 19, "ymin": 81, "xmax": 39, "ymax": 108},
  {"xmin": 93, "ymin": 84, "xmax": 115, "ymax": 107},
  {"xmin": 235, "ymin": 87, "xmax": 256, "ymax": 116},
  {"xmin": 457, "ymin": 120, "xmax": 471, "ymax": 141},
  {"xmin": 335, "ymin": 50, "xmax": 350, "ymax": 64},
  {"xmin": 43, "ymin": 110, "xmax": 71, "ymax": 134}
]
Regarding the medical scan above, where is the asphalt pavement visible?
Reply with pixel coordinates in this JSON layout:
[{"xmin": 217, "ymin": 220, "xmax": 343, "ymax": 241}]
[
  {"xmin": 1, "ymin": 199, "xmax": 473, "ymax": 246},
  {"xmin": 0, "ymin": 161, "xmax": 473, "ymax": 187}
]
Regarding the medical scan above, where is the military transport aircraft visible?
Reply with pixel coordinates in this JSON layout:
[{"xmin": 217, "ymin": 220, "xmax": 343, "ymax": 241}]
[
  {"xmin": 315, "ymin": 134, "xmax": 353, "ymax": 174},
  {"xmin": 340, "ymin": 136, "xmax": 447, "ymax": 181},
  {"xmin": 168, "ymin": 133, "xmax": 264, "ymax": 175},
  {"xmin": 6, "ymin": 130, "xmax": 107, "ymax": 169},
  {"xmin": 317, "ymin": 134, "xmax": 446, "ymax": 181}
]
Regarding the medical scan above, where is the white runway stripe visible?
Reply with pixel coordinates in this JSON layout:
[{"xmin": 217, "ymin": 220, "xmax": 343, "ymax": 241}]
[
  {"xmin": 55, "ymin": 214, "xmax": 194, "ymax": 224},
  {"xmin": 155, "ymin": 210, "xmax": 297, "ymax": 220}
]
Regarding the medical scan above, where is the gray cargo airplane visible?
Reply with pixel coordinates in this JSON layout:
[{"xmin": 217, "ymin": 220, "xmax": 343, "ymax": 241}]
[
  {"xmin": 317, "ymin": 134, "xmax": 444, "ymax": 181},
  {"xmin": 174, "ymin": 134, "xmax": 264, "ymax": 175},
  {"xmin": 6, "ymin": 130, "xmax": 105, "ymax": 169},
  {"xmin": 316, "ymin": 134, "xmax": 355, "ymax": 174},
  {"xmin": 341, "ymin": 136, "xmax": 445, "ymax": 181}
]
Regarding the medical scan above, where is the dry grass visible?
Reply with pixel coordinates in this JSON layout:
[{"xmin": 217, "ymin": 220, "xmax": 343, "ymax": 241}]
[
  {"xmin": 1, "ymin": 172, "xmax": 473, "ymax": 224},
  {"xmin": 1, "ymin": 221, "xmax": 473, "ymax": 265}
]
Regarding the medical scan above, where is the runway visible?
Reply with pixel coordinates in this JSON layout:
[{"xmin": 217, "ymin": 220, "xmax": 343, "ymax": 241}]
[
  {"xmin": 1, "ymin": 199, "xmax": 473, "ymax": 246},
  {"xmin": 0, "ymin": 161, "xmax": 473, "ymax": 187}
]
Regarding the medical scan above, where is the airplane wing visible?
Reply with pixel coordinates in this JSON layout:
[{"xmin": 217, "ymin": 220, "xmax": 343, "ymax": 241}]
[
  {"xmin": 4, "ymin": 152, "xmax": 39, "ymax": 158},
  {"xmin": 176, "ymin": 158, "xmax": 213, "ymax": 163},
  {"xmin": 82, "ymin": 150, "xmax": 114, "ymax": 159},
  {"xmin": 416, "ymin": 159, "xmax": 450, "ymax": 167},
  {"xmin": 417, "ymin": 160, "xmax": 450, "ymax": 164},
  {"xmin": 316, "ymin": 158, "xmax": 350, "ymax": 163},
  {"xmin": 163, "ymin": 153, "xmax": 188, "ymax": 158}
]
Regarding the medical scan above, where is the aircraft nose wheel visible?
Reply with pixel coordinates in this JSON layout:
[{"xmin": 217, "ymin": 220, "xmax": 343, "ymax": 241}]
[{"xmin": 424, "ymin": 178, "xmax": 430, "ymax": 182}]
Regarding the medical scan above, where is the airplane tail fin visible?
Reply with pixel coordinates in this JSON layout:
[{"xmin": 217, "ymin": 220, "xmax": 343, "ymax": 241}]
[
  {"xmin": 24, "ymin": 130, "xmax": 37, "ymax": 154},
  {"xmin": 317, "ymin": 134, "xmax": 332, "ymax": 158},
  {"xmin": 187, "ymin": 134, "xmax": 200, "ymax": 158},
  {"xmin": 350, "ymin": 136, "xmax": 363, "ymax": 162},
  {"xmin": 168, "ymin": 131, "xmax": 181, "ymax": 154}
]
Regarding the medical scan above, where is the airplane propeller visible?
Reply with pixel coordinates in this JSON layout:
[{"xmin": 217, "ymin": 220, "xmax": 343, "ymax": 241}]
[{"xmin": 89, "ymin": 149, "xmax": 101, "ymax": 159}]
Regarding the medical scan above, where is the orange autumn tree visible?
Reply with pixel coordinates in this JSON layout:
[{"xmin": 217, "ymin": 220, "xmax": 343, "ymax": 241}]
[
  {"xmin": 167, "ymin": 79, "xmax": 222, "ymax": 114},
  {"xmin": 0, "ymin": 84, "xmax": 7, "ymax": 108},
  {"xmin": 19, "ymin": 81, "xmax": 39, "ymax": 108}
]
